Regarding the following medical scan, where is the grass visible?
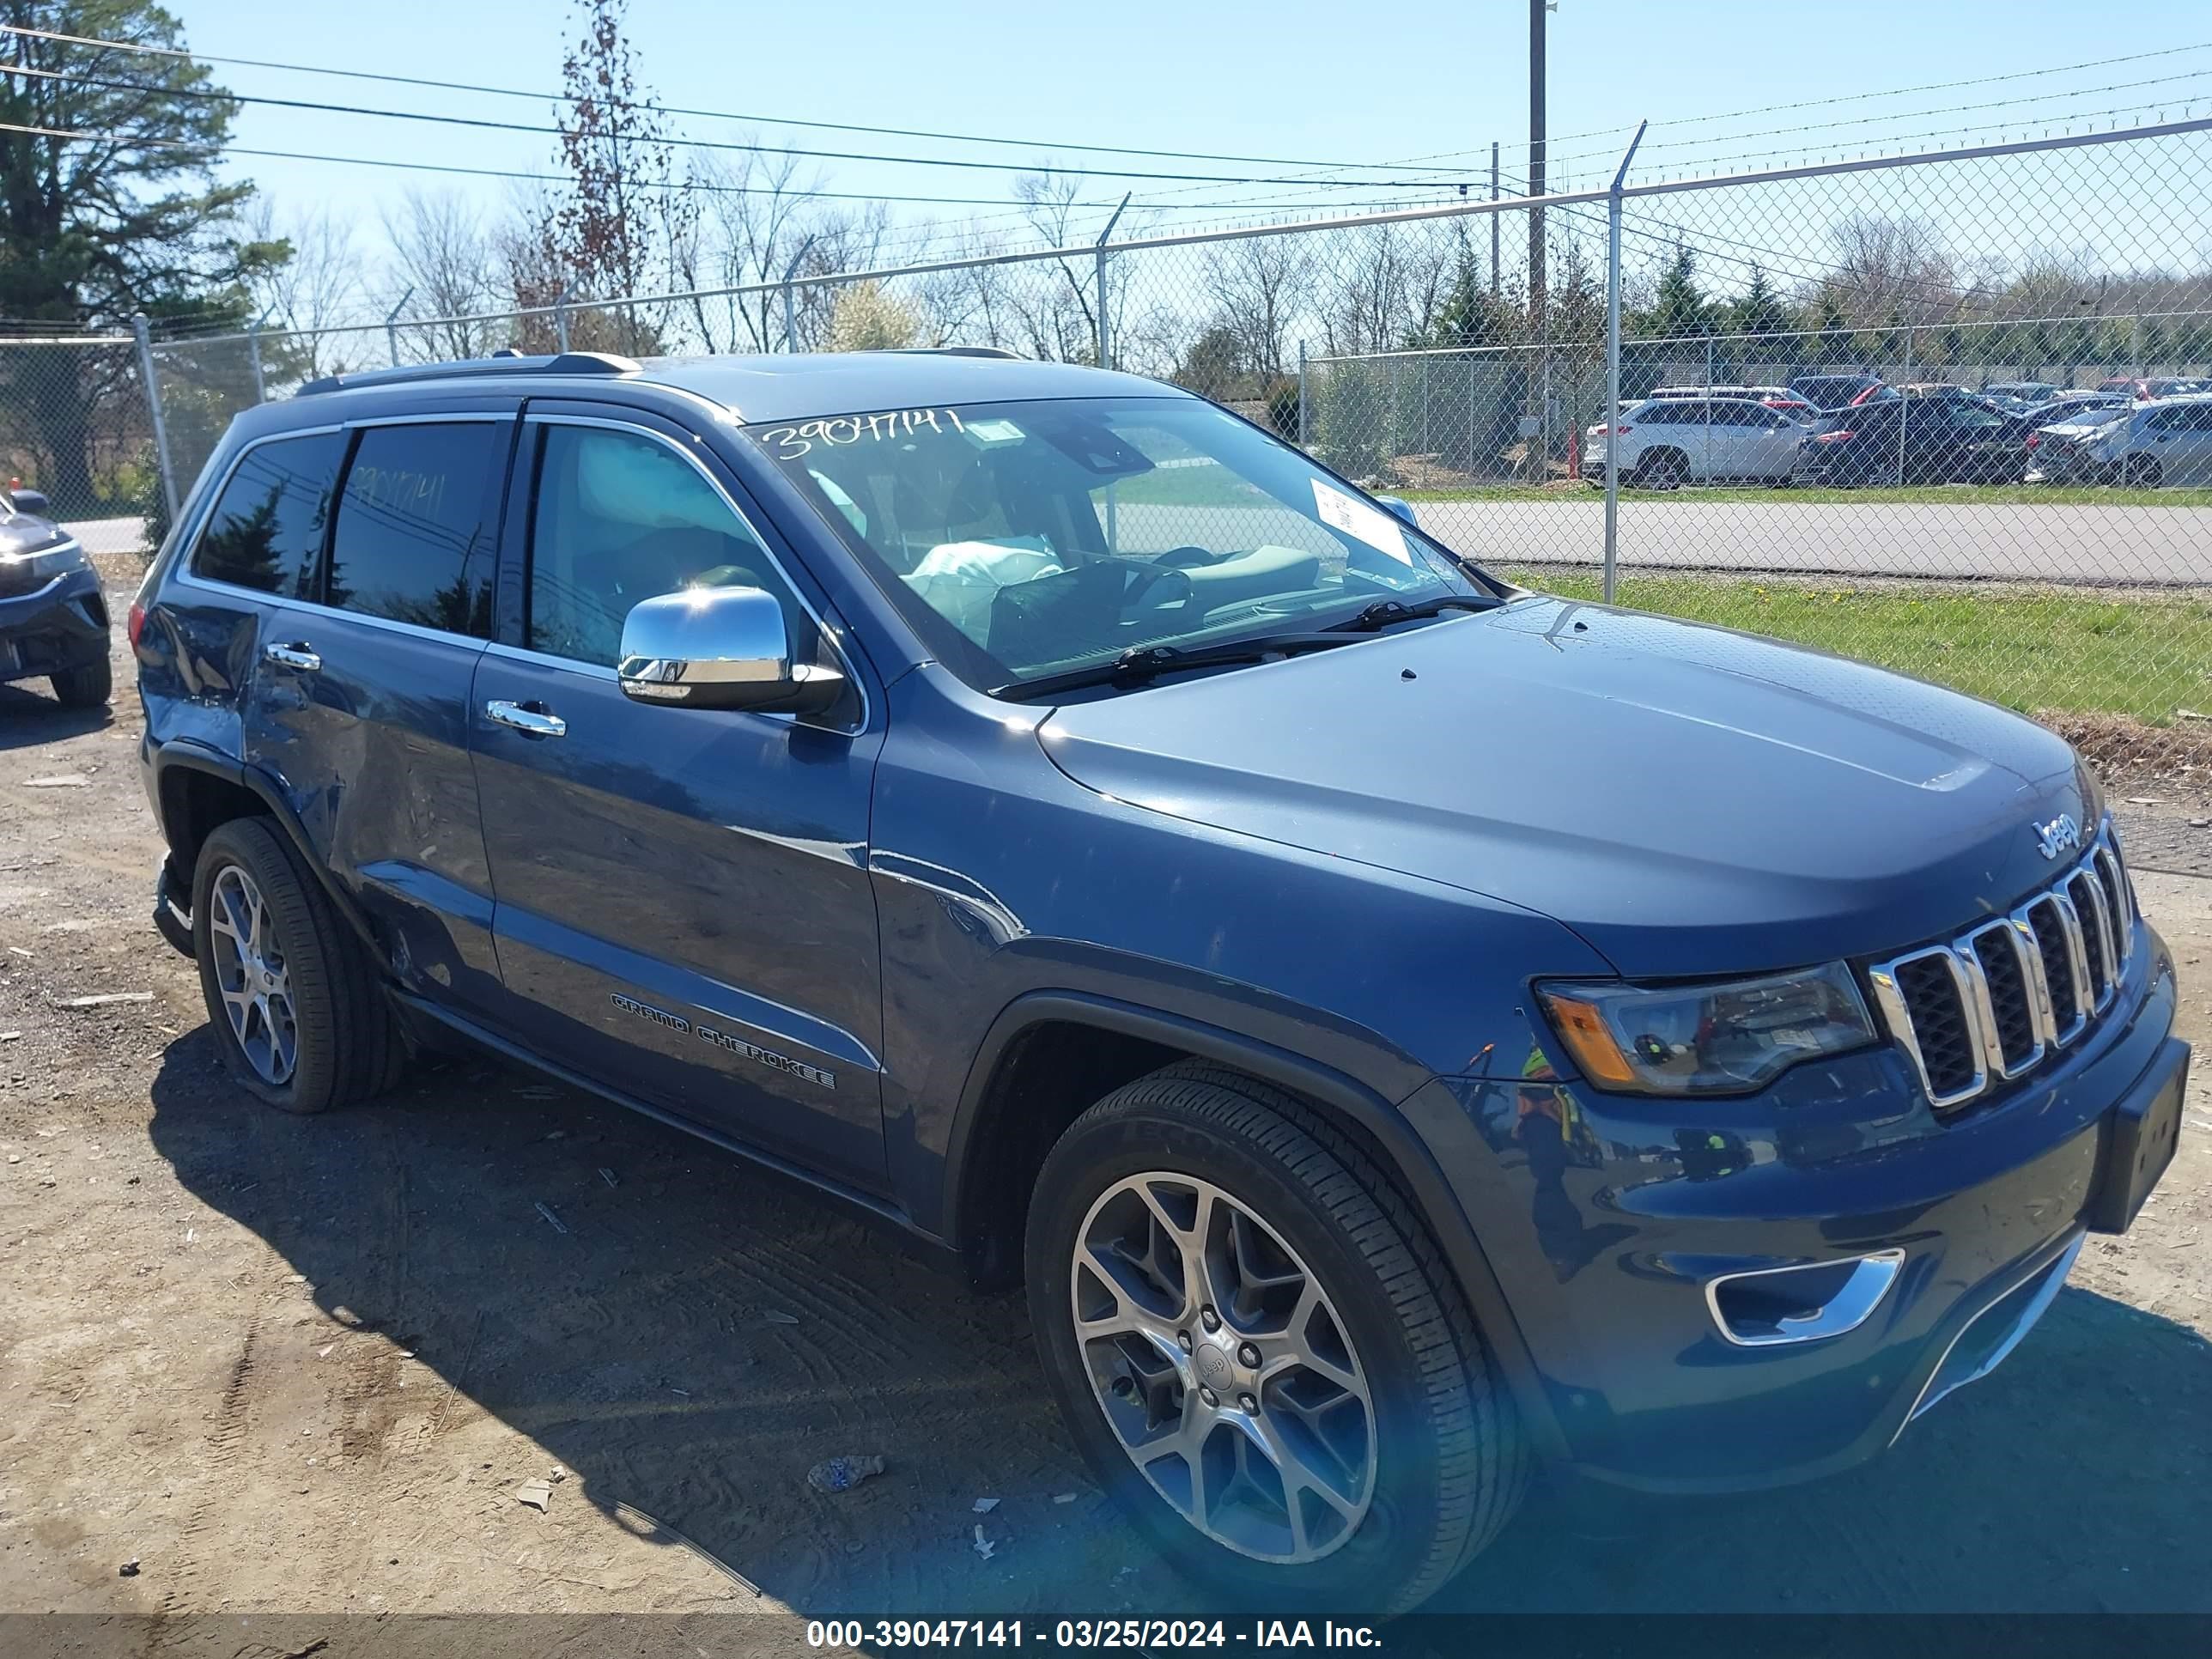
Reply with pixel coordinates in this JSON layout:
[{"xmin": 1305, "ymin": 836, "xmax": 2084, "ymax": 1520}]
[
  {"xmin": 1400, "ymin": 483, "xmax": 2212, "ymax": 507},
  {"xmin": 1497, "ymin": 569, "xmax": 2212, "ymax": 726}
]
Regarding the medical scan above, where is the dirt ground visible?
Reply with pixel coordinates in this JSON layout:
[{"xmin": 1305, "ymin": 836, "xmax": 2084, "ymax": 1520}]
[{"xmin": 4, "ymin": 556, "xmax": 2212, "ymax": 1647}]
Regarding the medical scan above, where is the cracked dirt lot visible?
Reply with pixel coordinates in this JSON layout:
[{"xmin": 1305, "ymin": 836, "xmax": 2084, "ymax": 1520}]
[{"xmin": 3, "ymin": 556, "xmax": 2212, "ymax": 1650}]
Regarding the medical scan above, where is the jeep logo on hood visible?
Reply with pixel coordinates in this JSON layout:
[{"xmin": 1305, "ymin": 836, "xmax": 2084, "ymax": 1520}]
[{"xmin": 2034, "ymin": 813, "xmax": 2081, "ymax": 860}]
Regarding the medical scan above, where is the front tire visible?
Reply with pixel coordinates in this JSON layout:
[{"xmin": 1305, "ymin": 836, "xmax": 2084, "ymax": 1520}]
[
  {"xmin": 2124, "ymin": 453, "xmax": 2162, "ymax": 488},
  {"xmin": 191, "ymin": 817, "xmax": 404, "ymax": 1114},
  {"xmin": 50, "ymin": 656, "xmax": 111, "ymax": 708},
  {"xmin": 1026, "ymin": 1062, "xmax": 1525, "ymax": 1614}
]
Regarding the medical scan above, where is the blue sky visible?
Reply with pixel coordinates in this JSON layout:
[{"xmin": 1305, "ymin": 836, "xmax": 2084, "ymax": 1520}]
[{"xmin": 183, "ymin": 0, "xmax": 2212, "ymax": 259}]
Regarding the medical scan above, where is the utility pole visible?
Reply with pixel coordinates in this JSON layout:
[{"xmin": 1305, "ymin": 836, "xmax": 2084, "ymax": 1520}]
[
  {"xmin": 1528, "ymin": 0, "xmax": 1547, "ymax": 326},
  {"xmin": 1527, "ymin": 0, "xmax": 1551, "ymax": 480},
  {"xmin": 1490, "ymin": 142, "xmax": 1501, "ymax": 300}
]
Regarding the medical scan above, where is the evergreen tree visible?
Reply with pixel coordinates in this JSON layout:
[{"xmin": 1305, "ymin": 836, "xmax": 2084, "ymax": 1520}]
[
  {"xmin": 1644, "ymin": 243, "xmax": 1713, "ymax": 344},
  {"xmin": 1, "ymin": 2, "xmax": 285, "ymax": 511}
]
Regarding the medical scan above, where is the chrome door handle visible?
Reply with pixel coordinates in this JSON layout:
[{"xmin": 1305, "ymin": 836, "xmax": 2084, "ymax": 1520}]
[
  {"xmin": 484, "ymin": 699, "xmax": 567, "ymax": 738},
  {"xmin": 263, "ymin": 641, "xmax": 321, "ymax": 672}
]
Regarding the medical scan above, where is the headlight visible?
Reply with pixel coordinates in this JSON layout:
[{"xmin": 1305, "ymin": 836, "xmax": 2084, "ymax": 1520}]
[
  {"xmin": 0, "ymin": 537, "xmax": 87, "ymax": 585},
  {"xmin": 1535, "ymin": 963, "xmax": 1877, "ymax": 1097}
]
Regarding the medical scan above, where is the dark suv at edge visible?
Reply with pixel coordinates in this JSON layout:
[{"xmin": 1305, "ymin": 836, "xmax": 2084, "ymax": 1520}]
[{"xmin": 131, "ymin": 349, "xmax": 2190, "ymax": 1613}]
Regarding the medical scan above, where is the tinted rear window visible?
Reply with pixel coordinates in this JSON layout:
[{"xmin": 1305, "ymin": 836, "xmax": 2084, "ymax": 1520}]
[
  {"xmin": 328, "ymin": 422, "xmax": 501, "ymax": 637},
  {"xmin": 190, "ymin": 432, "xmax": 346, "ymax": 596}
]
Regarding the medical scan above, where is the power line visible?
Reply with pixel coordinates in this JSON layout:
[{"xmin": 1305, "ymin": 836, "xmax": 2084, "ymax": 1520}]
[
  {"xmin": 1540, "ymin": 38, "xmax": 2212, "ymax": 146},
  {"xmin": 1537, "ymin": 82, "xmax": 2212, "ymax": 179},
  {"xmin": 0, "ymin": 21, "xmax": 1472, "ymax": 179},
  {"xmin": 3, "ymin": 64, "xmax": 1480, "ymax": 188},
  {"xmin": 0, "ymin": 118, "xmax": 1465, "ymax": 217}
]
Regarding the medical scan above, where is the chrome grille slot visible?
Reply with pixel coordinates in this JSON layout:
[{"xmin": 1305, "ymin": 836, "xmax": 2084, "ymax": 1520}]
[
  {"xmin": 1869, "ymin": 823, "xmax": 2133, "ymax": 1110},
  {"xmin": 1963, "ymin": 921, "xmax": 2040, "ymax": 1077},
  {"xmin": 2094, "ymin": 845, "xmax": 2132, "ymax": 963},
  {"xmin": 2066, "ymin": 871, "xmax": 2115, "ymax": 1009},
  {"xmin": 2022, "ymin": 895, "xmax": 2084, "ymax": 1045}
]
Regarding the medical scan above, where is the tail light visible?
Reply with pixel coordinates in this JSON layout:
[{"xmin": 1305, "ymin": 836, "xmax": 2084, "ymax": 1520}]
[
  {"xmin": 1813, "ymin": 429, "xmax": 1856, "ymax": 444},
  {"xmin": 1850, "ymin": 386, "xmax": 1881, "ymax": 406},
  {"xmin": 1613, "ymin": 423, "xmax": 1633, "ymax": 434},
  {"xmin": 127, "ymin": 600, "xmax": 147, "ymax": 649},
  {"xmin": 2025, "ymin": 434, "xmax": 2040, "ymax": 450}
]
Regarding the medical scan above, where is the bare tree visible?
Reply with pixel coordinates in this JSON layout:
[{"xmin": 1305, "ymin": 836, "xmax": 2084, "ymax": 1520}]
[
  {"xmin": 913, "ymin": 224, "xmax": 1019, "ymax": 349},
  {"xmin": 1204, "ymin": 233, "xmax": 1311, "ymax": 379},
  {"xmin": 1316, "ymin": 222, "xmax": 1455, "ymax": 356},
  {"xmin": 380, "ymin": 188, "xmax": 507, "ymax": 360},
  {"xmin": 680, "ymin": 148, "xmax": 828, "ymax": 350},
  {"xmin": 242, "ymin": 199, "xmax": 366, "ymax": 376},
  {"xmin": 1821, "ymin": 213, "xmax": 1958, "ymax": 327},
  {"xmin": 1012, "ymin": 173, "xmax": 1099, "ymax": 362}
]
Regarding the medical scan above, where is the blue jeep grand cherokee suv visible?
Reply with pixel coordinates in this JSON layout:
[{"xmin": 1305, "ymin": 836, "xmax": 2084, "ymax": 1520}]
[{"xmin": 131, "ymin": 349, "xmax": 2189, "ymax": 1612}]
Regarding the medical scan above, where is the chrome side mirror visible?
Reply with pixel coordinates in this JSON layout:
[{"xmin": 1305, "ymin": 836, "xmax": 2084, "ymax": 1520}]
[
  {"xmin": 617, "ymin": 585, "xmax": 846, "ymax": 715},
  {"xmin": 1371, "ymin": 494, "xmax": 1418, "ymax": 525}
]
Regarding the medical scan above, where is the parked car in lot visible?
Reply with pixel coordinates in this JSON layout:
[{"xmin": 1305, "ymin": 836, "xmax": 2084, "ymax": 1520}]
[
  {"xmin": 1583, "ymin": 394, "xmax": 1809, "ymax": 487},
  {"xmin": 2097, "ymin": 375, "xmax": 2209, "ymax": 402},
  {"xmin": 1798, "ymin": 393, "xmax": 2034, "ymax": 486},
  {"xmin": 1787, "ymin": 372, "xmax": 1893, "ymax": 412},
  {"xmin": 1983, "ymin": 380, "xmax": 2059, "ymax": 404},
  {"xmin": 2075, "ymin": 393, "xmax": 2212, "ymax": 486},
  {"xmin": 1647, "ymin": 383, "xmax": 1817, "ymax": 418},
  {"xmin": 131, "ymin": 349, "xmax": 2188, "ymax": 1613},
  {"xmin": 1, "ymin": 483, "xmax": 111, "ymax": 708},
  {"xmin": 2022, "ymin": 397, "xmax": 2136, "ymax": 484}
]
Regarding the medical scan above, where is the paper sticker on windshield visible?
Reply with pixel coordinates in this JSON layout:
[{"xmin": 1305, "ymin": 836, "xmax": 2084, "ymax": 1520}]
[{"xmin": 1311, "ymin": 480, "xmax": 1412, "ymax": 564}]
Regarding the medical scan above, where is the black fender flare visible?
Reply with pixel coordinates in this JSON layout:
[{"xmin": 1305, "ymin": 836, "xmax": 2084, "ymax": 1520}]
[
  {"xmin": 942, "ymin": 989, "xmax": 1563, "ymax": 1458},
  {"xmin": 151, "ymin": 740, "xmax": 383, "ymax": 959}
]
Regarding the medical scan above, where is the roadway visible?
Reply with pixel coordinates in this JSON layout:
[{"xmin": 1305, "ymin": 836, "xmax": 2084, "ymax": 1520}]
[{"xmin": 1411, "ymin": 497, "xmax": 2212, "ymax": 586}]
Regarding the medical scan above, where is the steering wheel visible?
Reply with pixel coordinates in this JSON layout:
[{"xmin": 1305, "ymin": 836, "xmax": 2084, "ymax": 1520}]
[
  {"xmin": 1119, "ymin": 562, "xmax": 1194, "ymax": 610},
  {"xmin": 1150, "ymin": 545, "xmax": 1231, "ymax": 569}
]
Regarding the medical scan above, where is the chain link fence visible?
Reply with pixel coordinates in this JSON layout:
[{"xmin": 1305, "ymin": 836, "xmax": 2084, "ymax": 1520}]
[
  {"xmin": 0, "ymin": 331, "xmax": 153, "ymax": 524},
  {"xmin": 17, "ymin": 116, "xmax": 2207, "ymax": 771}
]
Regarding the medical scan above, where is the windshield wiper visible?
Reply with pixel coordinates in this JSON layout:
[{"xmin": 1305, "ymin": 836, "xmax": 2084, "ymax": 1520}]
[
  {"xmin": 994, "ymin": 631, "xmax": 1361, "ymax": 702},
  {"xmin": 1329, "ymin": 593, "xmax": 1494, "ymax": 632}
]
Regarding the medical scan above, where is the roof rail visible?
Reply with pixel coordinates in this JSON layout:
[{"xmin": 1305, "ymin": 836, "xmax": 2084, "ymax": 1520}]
[
  {"xmin": 295, "ymin": 350, "xmax": 641, "ymax": 398},
  {"xmin": 885, "ymin": 345, "xmax": 1023, "ymax": 360}
]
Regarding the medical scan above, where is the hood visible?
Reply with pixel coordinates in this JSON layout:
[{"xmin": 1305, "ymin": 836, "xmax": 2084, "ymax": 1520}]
[
  {"xmin": 1036, "ymin": 597, "xmax": 2087, "ymax": 977},
  {"xmin": 0, "ymin": 514, "xmax": 68, "ymax": 557}
]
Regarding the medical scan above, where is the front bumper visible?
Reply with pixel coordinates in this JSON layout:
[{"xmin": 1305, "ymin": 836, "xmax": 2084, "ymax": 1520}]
[
  {"xmin": 0, "ymin": 562, "xmax": 108, "ymax": 684},
  {"xmin": 1411, "ymin": 918, "xmax": 2184, "ymax": 1493}
]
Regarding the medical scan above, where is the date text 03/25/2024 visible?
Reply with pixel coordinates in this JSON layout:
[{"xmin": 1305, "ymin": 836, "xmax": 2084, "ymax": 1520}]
[{"xmin": 804, "ymin": 1620, "xmax": 1382, "ymax": 1649}]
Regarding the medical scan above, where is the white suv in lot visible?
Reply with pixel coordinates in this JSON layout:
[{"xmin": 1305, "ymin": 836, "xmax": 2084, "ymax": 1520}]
[
  {"xmin": 1583, "ymin": 395, "xmax": 1809, "ymax": 488},
  {"xmin": 2079, "ymin": 394, "xmax": 2212, "ymax": 487}
]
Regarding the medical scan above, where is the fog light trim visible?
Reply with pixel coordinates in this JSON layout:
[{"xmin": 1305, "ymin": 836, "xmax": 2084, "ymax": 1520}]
[{"xmin": 1705, "ymin": 1249, "xmax": 1906, "ymax": 1348}]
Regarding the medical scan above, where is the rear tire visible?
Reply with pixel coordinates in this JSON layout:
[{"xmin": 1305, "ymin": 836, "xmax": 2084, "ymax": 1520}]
[
  {"xmin": 50, "ymin": 656, "xmax": 111, "ymax": 708},
  {"xmin": 191, "ymin": 817, "xmax": 405, "ymax": 1115},
  {"xmin": 1026, "ymin": 1061, "xmax": 1526, "ymax": 1615}
]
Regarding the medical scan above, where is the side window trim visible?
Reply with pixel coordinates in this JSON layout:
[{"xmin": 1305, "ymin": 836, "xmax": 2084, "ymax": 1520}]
[{"xmin": 514, "ymin": 411, "xmax": 865, "ymax": 725}]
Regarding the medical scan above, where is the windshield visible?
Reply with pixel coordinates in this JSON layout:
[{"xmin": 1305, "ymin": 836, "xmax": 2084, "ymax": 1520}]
[{"xmin": 744, "ymin": 396, "xmax": 1490, "ymax": 694}]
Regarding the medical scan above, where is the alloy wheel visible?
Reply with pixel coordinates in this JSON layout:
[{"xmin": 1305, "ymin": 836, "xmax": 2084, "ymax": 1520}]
[
  {"xmin": 206, "ymin": 863, "xmax": 299, "ymax": 1085},
  {"xmin": 1070, "ymin": 1172, "xmax": 1376, "ymax": 1564}
]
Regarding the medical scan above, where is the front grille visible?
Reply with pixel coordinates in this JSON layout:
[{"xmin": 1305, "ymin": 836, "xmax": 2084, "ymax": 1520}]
[{"xmin": 1869, "ymin": 823, "xmax": 2132, "ymax": 1110}]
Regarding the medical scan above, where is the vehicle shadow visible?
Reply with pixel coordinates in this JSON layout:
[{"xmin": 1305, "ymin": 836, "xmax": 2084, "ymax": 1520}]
[
  {"xmin": 0, "ymin": 678, "xmax": 112, "ymax": 747},
  {"xmin": 147, "ymin": 1030, "xmax": 2212, "ymax": 1620}
]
